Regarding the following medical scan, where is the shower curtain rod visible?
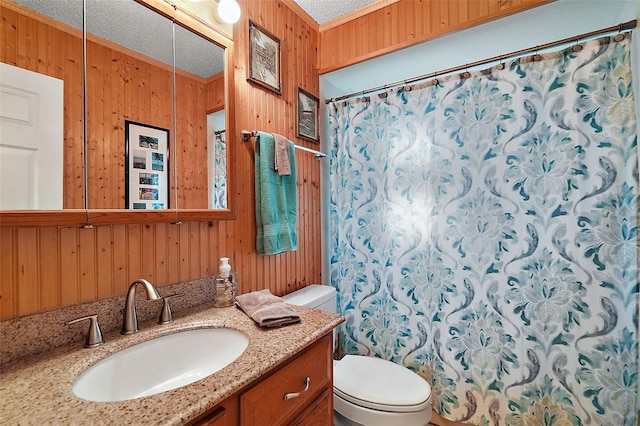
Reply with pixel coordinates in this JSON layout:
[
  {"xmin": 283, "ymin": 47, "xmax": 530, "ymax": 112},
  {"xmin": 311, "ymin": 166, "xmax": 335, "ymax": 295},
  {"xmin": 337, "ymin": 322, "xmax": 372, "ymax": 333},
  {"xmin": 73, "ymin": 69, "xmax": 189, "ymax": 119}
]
[
  {"xmin": 240, "ymin": 130, "xmax": 327, "ymax": 159},
  {"xmin": 326, "ymin": 19, "xmax": 637, "ymax": 104}
]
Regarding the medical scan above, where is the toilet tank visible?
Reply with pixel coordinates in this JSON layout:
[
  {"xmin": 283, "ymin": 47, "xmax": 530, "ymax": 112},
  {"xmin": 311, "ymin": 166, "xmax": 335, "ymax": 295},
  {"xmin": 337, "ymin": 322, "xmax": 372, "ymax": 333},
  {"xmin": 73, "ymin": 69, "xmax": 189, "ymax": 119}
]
[{"xmin": 282, "ymin": 285, "xmax": 337, "ymax": 313}]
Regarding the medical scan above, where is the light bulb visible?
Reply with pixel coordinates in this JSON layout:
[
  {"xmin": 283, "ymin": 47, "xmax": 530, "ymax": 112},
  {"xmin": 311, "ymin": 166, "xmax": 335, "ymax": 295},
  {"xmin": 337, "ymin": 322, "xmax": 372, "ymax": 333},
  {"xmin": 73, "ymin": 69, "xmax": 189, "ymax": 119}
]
[{"xmin": 218, "ymin": 0, "xmax": 241, "ymax": 24}]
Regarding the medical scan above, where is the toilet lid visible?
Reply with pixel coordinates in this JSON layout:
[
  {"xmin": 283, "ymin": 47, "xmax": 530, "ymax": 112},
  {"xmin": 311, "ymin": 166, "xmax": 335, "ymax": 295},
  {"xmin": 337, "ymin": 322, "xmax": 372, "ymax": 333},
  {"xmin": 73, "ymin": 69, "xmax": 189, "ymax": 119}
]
[{"xmin": 333, "ymin": 355, "xmax": 431, "ymax": 413}]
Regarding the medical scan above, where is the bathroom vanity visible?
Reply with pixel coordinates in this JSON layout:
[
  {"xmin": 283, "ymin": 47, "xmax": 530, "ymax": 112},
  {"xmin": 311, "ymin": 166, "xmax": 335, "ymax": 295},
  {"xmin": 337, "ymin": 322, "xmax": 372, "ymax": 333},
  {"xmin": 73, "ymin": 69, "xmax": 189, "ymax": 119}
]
[{"xmin": 0, "ymin": 303, "xmax": 343, "ymax": 425}]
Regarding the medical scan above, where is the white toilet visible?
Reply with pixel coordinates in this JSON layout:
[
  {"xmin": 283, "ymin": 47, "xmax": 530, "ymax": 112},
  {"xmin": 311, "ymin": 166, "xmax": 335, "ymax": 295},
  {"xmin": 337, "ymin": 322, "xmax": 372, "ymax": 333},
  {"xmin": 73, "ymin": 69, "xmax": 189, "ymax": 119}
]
[{"xmin": 282, "ymin": 285, "xmax": 432, "ymax": 426}]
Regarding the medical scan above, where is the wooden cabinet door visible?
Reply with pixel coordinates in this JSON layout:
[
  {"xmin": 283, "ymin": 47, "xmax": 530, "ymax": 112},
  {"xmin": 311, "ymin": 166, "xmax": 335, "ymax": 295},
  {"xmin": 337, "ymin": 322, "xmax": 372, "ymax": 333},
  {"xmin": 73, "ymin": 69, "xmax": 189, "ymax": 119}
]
[{"xmin": 240, "ymin": 334, "xmax": 332, "ymax": 426}]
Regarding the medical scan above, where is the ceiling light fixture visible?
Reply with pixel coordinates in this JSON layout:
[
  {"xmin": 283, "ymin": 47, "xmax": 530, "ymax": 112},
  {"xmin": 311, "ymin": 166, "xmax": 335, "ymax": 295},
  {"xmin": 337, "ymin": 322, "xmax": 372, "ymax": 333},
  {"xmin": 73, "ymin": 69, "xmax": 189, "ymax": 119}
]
[{"xmin": 217, "ymin": 0, "xmax": 241, "ymax": 24}]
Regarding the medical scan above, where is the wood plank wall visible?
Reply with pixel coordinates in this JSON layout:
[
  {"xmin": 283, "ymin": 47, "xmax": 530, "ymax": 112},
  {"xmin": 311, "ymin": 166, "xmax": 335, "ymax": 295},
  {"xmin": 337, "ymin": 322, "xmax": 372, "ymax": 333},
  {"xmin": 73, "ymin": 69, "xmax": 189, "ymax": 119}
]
[
  {"xmin": 85, "ymin": 36, "xmax": 176, "ymax": 209},
  {"xmin": 229, "ymin": 0, "xmax": 322, "ymax": 298},
  {"xmin": 206, "ymin": 72, "xmax": 225, "ymax": 113},
  {"xmin": 175, "ymin": 71, "xmax": 209, "ymax": 210},
  {"xmin": 318, "ymin": 0, "xmax": 554, "ymax": 73},
  {"xmin": 0, "ymin": 0, "xmax": 322, "ymax": 320},
  {"xmin": 1, "ymin": 0, "xmax": 552, "ymax": 321}
]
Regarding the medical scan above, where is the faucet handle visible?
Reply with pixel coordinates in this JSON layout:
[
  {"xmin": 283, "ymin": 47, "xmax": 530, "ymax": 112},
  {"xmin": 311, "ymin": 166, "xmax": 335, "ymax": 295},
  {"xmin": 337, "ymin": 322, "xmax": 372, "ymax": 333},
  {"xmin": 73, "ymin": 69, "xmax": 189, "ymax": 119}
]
[
  {"xmin": 158, "ymin": 293, "xmax": 185, "ymax": 324},
  {"xmin": 65, "ymin": 314, "xmax": 105, "ymax": 348}
]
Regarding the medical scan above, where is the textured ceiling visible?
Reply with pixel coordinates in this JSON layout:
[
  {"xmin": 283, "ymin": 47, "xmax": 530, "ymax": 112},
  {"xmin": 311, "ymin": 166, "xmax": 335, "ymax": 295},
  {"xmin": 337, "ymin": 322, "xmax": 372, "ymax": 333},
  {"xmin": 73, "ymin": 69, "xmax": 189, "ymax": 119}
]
[{"xmin": 293, "ymin": 0, "xmax": 378, "ymax": 24}]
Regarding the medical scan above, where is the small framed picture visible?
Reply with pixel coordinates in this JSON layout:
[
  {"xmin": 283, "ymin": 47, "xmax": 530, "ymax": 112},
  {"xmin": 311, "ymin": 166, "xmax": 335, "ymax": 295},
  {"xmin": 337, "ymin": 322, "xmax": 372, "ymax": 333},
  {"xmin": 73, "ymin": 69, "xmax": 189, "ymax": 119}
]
[
  {"xmin": 124, "ymin": 120, "xmax": 170, "ymax": 209},
  {"xmin": 297, "ymin": 87, "xmax": 319, "ymax": 143},
  {"xmin": 248, "ymin": 21, "xmax": 281, "ymax": 95}
]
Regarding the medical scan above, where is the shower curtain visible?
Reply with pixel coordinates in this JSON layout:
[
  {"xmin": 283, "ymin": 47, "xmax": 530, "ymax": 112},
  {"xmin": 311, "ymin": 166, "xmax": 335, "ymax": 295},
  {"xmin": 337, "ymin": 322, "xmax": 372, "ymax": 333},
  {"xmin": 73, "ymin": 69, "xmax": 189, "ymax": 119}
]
[
  {"xmin": 328, "ymin": 34, "xmax": 638, "ymax": 425},
  {"xmin": 211, "ymin": 132, "xmax": 227, "ymax": 209}
]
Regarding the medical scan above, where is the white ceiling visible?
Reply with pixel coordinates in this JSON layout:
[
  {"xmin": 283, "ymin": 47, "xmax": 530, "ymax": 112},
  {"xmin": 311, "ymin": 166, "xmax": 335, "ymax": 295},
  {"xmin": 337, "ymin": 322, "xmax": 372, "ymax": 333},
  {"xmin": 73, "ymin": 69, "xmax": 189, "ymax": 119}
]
[{"xmin": 293, "ymin": 0, "xmax": 378, "ymax": 24}]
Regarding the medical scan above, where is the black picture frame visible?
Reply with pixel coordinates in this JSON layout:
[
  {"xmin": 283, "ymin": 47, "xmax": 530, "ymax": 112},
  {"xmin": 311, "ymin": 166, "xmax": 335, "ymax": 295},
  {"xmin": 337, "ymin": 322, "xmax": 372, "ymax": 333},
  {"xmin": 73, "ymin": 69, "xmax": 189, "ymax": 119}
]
[
  {"xmin": 247, "ymin": 21, "xmax": 281, "ymax": 95},
  {"xmin": 297, "ymin": 87, "xmax": 319, "ymax": 143},
  {"xmin": 124, "ymin": 120, "xmax": 170, "ymax": 210}
]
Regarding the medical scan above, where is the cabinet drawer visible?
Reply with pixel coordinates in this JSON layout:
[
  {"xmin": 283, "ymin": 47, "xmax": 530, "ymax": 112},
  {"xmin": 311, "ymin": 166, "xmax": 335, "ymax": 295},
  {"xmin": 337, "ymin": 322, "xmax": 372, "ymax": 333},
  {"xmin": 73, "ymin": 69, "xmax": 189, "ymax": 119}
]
[{"xmin": 240, "ymin": 334, "xmax": 332, "ymax": 426}]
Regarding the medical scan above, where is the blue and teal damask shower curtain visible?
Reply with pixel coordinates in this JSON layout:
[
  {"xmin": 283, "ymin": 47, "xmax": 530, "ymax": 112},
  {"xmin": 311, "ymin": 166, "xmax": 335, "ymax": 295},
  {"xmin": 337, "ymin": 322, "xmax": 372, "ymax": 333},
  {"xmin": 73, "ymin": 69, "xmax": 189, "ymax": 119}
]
[{"xmin": 328, "ymin": 34, "xmax": 638, "ymax": 425}]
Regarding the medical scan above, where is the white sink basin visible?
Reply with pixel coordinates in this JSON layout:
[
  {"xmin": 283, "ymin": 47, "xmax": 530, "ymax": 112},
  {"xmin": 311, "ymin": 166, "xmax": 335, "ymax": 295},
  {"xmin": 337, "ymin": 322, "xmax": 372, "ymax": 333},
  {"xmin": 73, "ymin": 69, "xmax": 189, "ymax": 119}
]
[{"xmin": 72, "ymin": 328, "xmax": 249, "ymax": 402}]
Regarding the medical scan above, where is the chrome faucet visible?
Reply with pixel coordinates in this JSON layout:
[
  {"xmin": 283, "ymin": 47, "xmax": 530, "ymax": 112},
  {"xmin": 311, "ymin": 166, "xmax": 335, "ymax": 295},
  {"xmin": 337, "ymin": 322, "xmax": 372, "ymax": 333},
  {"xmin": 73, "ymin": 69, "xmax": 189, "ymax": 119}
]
[{"xmin": 121, "ymin": 279, "xmax": 161, "ymax": 335}]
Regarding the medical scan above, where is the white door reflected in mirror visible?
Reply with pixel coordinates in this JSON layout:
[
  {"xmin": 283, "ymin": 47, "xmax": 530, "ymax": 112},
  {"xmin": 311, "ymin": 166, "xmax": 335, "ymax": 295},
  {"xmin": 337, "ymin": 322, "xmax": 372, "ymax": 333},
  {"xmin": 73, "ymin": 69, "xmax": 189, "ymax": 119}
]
[{"xmin": 0, "ymin": 63, "xmax": 64, "ymax": 210}]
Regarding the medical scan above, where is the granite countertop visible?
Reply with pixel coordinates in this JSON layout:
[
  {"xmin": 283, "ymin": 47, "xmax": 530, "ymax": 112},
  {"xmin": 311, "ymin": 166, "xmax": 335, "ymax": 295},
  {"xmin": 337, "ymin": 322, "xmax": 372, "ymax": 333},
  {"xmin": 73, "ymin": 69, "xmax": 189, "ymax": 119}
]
[{"xmin": 0, "ymin": 302, "xmax": 344, "ymax": 425}]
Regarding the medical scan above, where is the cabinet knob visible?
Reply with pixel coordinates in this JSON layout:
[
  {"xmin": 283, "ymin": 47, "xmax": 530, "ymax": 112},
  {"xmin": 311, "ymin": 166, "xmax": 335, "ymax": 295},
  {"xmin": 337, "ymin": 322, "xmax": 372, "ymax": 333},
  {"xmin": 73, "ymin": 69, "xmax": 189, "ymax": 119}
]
[
  {"xmin": 65, "ymin": 314, "xmax": 105, "ymax": 348},
  {"xmin": 283, "ymin": 376, "xmax": 310, "ymax": 401}
]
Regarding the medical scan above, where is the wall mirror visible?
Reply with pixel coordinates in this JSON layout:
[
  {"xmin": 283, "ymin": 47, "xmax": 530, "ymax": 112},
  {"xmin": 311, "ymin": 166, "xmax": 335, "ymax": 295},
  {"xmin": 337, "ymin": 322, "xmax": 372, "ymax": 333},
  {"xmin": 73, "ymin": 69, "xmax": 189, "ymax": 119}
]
[{"xmin": 0, "ymin": 0, "xmax": 236, "ymax": 226}]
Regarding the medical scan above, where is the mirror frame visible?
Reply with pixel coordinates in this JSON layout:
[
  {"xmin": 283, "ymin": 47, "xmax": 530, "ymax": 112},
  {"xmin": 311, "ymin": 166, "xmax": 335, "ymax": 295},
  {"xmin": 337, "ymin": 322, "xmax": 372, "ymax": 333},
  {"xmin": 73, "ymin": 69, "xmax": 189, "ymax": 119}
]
[{"xmin": 0, "ymin": 0, "xmax": 237, "ymax": 227}]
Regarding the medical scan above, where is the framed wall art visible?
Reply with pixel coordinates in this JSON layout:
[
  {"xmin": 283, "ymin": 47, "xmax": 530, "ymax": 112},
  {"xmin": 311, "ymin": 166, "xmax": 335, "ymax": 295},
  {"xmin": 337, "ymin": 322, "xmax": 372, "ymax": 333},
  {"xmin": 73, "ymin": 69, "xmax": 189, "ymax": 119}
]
[
  {"xmin": 124, "ymin": 120, "xmax": 170, "ymax": 209},
  {"xmin": 297, "ymin": 87, "xmax": 319, "ymax": 143},
  {"xmin": 248, "ymin": 21, "xmax": 281, "ymax": 95}
]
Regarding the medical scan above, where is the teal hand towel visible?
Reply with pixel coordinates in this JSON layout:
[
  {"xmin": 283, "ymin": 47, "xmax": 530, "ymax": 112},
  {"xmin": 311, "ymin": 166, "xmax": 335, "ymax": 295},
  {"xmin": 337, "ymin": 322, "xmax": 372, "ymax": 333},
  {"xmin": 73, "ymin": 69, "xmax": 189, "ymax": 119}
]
[{"xmin": 255, "ymin": 132, "xmax": 298, "ymax": 255}]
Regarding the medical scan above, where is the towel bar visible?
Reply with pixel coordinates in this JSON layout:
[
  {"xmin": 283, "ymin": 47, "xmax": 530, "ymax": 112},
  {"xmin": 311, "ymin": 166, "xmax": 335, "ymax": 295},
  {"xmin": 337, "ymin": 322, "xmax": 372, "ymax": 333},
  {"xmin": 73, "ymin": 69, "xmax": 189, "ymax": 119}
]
[{"xmin": 241, "ymin": 130, "xmax": 327, "ymax": 159}]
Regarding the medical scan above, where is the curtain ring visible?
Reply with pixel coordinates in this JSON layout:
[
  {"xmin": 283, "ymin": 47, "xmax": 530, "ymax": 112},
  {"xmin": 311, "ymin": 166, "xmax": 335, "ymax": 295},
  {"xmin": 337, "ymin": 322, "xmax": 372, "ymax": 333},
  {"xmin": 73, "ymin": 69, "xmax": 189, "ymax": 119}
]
[
  {"xmin": 614, "ymin": 26, "xmax": 625, "ymax": 42},
  {"xmin": 572, "ymin": 37, "xmax": 583, "ymax": 52},
  {"xmin": 496, "ymin": 56, "xmax": 505, "ymax": 70},
  {"xmin": 403, "ymin": 80, "xmax": 412, "ymax": 92},
  {"xmin": 462, "ymin": 65, "xmax": 471, "ymax": 79},
  {"xmin": 532, "ymin": 47, "xmax": 541, "ymax": 61},
  {"xmin": 431, "ymin": 72, "xmax": 439, "ymax": 86}
]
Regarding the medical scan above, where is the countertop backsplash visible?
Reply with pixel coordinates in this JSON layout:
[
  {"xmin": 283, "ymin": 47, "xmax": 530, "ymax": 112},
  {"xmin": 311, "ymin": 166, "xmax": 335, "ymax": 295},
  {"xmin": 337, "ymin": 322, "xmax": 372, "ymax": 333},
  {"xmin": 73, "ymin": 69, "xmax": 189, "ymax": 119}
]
[{"xmin": 0, "ymin": 276, "xmax": 216, "ymax": 365}]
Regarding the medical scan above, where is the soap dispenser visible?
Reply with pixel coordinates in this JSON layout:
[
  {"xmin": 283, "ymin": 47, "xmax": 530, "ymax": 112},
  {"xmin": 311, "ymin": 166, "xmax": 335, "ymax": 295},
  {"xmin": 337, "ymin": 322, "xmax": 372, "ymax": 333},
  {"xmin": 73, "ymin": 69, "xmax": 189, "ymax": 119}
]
[
  {"xmin": 214, "ymin": 257, "xmax": 237, "ymax": 307},
  {"xmin": 219, "ymin": 257, "xmax": 231, "ymax": 278}
]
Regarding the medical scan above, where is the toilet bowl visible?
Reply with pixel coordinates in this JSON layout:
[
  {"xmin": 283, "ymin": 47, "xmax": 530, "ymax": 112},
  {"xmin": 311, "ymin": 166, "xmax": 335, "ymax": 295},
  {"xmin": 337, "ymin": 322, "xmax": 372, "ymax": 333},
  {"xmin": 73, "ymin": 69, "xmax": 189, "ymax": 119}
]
[{"xmin": 282, "ymin": 285, "xmax": 432, "ymax": 426}]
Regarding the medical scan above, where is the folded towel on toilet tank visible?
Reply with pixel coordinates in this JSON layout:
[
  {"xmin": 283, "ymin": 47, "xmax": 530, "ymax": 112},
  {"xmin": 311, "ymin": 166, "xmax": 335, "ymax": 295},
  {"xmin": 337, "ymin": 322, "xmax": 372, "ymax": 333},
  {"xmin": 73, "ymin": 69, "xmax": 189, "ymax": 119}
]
[{"xmin": 235, "ymin": 289, "xmax": 301, "ymax": 328}]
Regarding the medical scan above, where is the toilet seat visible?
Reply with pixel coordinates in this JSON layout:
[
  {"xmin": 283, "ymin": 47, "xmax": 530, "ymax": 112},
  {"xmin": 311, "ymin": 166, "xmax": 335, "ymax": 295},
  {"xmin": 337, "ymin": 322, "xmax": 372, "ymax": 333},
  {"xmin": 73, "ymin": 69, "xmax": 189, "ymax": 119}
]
[{"xmin": 333, "ymin": 355, "xmax": 431, "ymax": 413}]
